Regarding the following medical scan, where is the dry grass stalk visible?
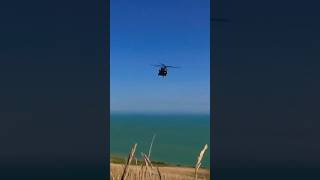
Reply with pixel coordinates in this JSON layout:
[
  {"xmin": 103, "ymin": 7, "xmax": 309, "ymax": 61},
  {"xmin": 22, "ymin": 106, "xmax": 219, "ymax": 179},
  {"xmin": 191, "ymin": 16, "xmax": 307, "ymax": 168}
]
[
  {"xmin": 141, "ymin": 153, "xmax": 151, "ymax": 179},
  {"xmin": 148, "ymin": 134, "xmax": 156, "ymax": 158},
  {"xmin": 121, "ymin": 143, "xmax": 137, "ymax": 180},
  {"xmin": 156, "ymin": 166, "xmax": 162, "ymax": 180},
  {"xmin": 144, "ymin": 152, "xmax": 155, "ymax": 178},
  {"xmin": 194, "ymin": 144, "xmax": 208, "ymax": 180},
  {"xmin": 142, "ymin": 153, "xmax": 154, "ymax": 169},
  {"xmin": 134, "ymin": 156, "xmax": 138, "ymax": 166},
  {"xmin": 147, "ymin": 134, "xmax": 163, "ymax": 180}
]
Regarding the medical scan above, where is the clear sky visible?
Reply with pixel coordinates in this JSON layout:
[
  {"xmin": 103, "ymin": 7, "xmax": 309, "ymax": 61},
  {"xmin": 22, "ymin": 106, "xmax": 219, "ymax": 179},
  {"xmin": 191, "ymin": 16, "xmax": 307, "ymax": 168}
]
[{"xmin": 110, "ymin": 0, "xmax": 210, "ymax": 114}]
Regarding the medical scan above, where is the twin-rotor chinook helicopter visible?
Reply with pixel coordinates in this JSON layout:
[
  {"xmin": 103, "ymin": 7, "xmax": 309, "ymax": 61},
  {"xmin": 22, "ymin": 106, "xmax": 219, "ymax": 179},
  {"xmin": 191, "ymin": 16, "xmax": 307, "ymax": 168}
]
[
  {"xmin": 150, "ymin": 19, "xmax": 228, "ymax": 78},
  {"xmin": 151, "ymin": 63, "xmax": 180, "ymax": 77}
]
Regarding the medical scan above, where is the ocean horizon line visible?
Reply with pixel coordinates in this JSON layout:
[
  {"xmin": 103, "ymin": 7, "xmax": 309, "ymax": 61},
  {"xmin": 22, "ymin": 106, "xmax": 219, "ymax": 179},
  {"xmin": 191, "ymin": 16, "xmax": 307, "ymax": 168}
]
[{"xmin": 110, "ymin": 111, "xmax": 210, "ymax": 116}]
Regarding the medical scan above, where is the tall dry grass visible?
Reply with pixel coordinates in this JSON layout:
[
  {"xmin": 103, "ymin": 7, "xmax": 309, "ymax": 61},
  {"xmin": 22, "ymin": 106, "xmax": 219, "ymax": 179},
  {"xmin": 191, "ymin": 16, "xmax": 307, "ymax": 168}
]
[
  {"xmin": 110, "ymin": 137, "xmax": 209, "ymax": 180},
  {"xmin": 111, "ymin": 163, "xmax": 209, "ymax": 180},
  {"xmin": 194, "ymin": 144, "xmax": 208, "ymax": 180},
  {"xmin": 121, "ymin": 143, "xmax": 137, "ymax": 180}
]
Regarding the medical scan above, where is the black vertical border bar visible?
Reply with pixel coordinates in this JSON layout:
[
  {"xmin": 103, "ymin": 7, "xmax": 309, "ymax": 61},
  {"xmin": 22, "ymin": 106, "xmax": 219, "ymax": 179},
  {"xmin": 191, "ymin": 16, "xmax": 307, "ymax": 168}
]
[
  {"xmin": 0, "ymin": 0, "xmax": 109, "ymax": 179},
  {"xmin": 209, "ymin": 0, "xmax": 320, "ymax": 179},
  {"xmin": 106, "ymin": 0, "xmax": 110, "ymax": 177},
  {"xmin": 210, "ymin": 0, "xmax": 214, "ymax": 179}
]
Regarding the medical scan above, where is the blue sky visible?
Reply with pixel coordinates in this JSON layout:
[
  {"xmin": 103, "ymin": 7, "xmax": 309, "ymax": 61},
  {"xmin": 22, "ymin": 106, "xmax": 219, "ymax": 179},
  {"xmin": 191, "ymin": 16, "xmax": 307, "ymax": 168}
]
[{"xmin": 110, "ymin": 0, "xmax": 210, "ymax": 113}]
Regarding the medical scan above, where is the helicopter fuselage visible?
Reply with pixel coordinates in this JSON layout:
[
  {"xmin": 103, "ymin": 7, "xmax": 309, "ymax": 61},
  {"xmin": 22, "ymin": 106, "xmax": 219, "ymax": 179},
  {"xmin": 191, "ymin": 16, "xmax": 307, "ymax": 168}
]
[{"xmin": 158, "ymin": 67, "xmax": 168, "ymax": 77}]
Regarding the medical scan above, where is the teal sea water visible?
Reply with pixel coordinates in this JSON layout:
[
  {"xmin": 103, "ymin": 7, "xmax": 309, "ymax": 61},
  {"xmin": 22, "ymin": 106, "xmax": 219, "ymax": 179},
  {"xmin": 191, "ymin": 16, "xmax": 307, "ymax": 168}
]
[{"xmin": 110, "ymin": 113, "xmax": 210, "ymax": 168}]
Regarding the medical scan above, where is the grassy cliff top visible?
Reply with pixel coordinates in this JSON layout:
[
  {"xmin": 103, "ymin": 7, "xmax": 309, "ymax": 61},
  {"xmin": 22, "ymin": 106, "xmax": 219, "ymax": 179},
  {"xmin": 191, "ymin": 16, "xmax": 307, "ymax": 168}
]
[{"xmin": 110, "ymin": 155, "xmax": 192, "ymax": 168}]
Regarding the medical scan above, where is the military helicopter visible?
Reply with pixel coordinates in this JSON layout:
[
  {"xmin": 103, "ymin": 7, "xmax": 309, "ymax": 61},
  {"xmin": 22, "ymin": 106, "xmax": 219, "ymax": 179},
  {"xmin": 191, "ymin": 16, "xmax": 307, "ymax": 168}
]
[{"xmin": 151, "ymin": 63, "xmax": 180, "ymax": 77}]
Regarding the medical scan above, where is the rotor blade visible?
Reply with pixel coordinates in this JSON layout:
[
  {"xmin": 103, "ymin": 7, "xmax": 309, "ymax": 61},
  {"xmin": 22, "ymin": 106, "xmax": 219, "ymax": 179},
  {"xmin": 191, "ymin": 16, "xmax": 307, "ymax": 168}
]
[
  {"xmin": 166, "ymin": 65, "xmax": 180, "ymax": 68},
  {"xmin": 151, "ymin": 64, "xmax": 162, "ymax": 67}
]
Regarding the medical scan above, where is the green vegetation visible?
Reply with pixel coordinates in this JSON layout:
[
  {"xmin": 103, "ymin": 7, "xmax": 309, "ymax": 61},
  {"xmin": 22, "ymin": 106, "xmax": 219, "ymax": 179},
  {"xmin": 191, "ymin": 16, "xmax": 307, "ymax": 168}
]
[{"xmin": 111, "ymin": 155, "xmax": 172, "ymax": 167}]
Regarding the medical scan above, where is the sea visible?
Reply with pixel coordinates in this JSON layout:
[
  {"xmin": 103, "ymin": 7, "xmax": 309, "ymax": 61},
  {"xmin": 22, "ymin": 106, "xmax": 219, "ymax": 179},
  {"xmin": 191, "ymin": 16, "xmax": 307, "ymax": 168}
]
[{"xmin": 110, "ymin": 113, "xmax": 210, "ymax": 168}]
